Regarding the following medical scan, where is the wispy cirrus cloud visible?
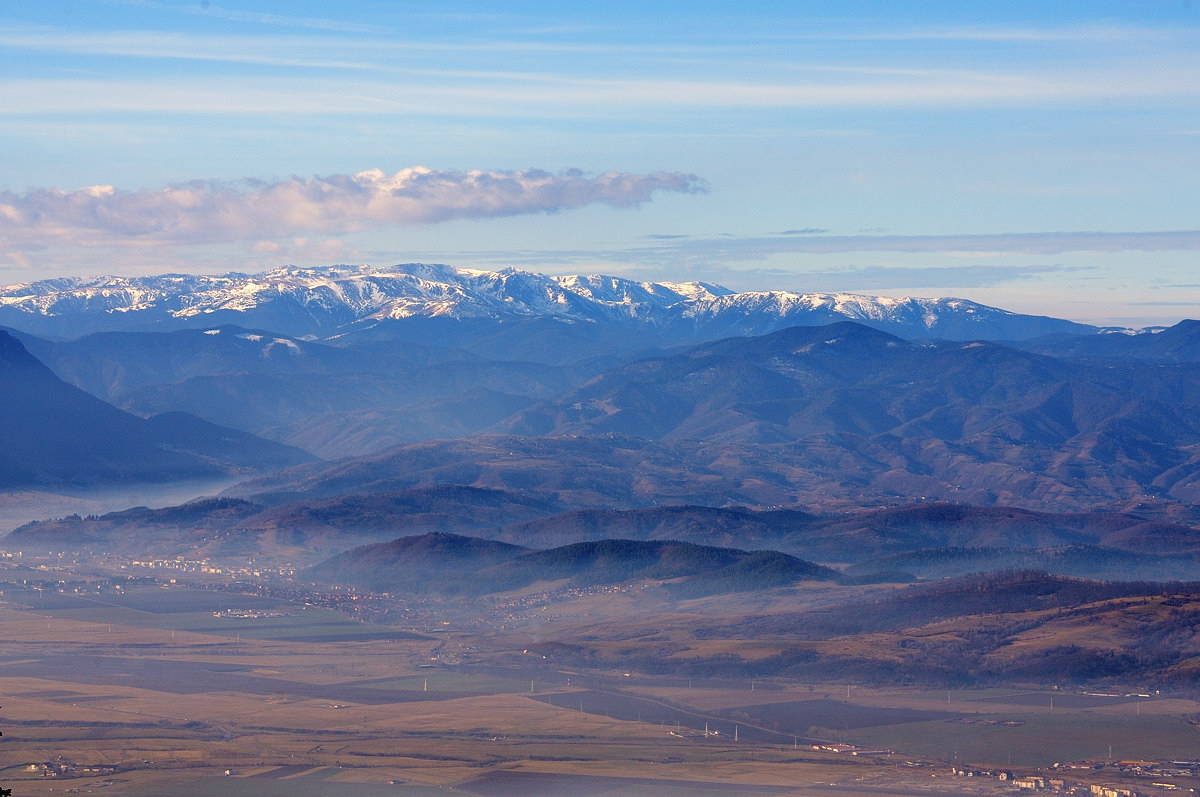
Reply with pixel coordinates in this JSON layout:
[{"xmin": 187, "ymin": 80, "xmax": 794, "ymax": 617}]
[
  {"xmin": 3, "ymin": 19, "xmax": 1198, "ymax": 120},
  {"xmin": 781, "ymin": 24, "xmax": 1194, "ymax": 44},
  {"xmin": 0, "ymin": 167, "xmax": 704, "ymax": 250},
  {"xmin": 359, "ymin": 250, "xmax": 1100, "ymax": 298},
  {"xmin": 752, "ymin": 263, "xmax": 1093, "ymax": 292},
  {"xmin": 743, "ymin": 265, "xmax": 1091, "ymax": 295},
  {"xmin": 5, "ymin": 64, "xmax": 1196, "ymax": 119},
  {"xmin": 106, "ymin": 0, "xmax": 389, "ymax": 35},
  {"xmin": 360, "ymin": 230, "xmax": 1200, "ymax": 276},
  {"xmin": 368, "ymin": 231, "xmax": 1195, "ymax": 297},
  {"xmin": 624, "ymin": 230, "xmax": 1200, "ymax": 263},
  {"xmin": 0, "ymin": 28, "xmax": 378, "ymax": 69}
]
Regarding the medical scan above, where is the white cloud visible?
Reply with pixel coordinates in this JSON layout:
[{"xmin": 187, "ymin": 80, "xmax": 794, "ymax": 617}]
[{"xmin": 0, "ymin": 167, "xmax": 704, "ymax": 249}]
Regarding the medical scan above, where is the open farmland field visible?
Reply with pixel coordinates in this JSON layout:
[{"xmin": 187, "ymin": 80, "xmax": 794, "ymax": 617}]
[
  {"xmin": 848, "ymin": 711, "xmax": 1200, "ymax": 769},
  {"xmin": 612, "ymin": 682, "xmax": 1200, "ymax": 770},
  {"xmin": 0, "ymin": 599, "xmax": 892, "ymax": 796},
  {"xmin": 6, "ymin": 587, "xmax": 1200, "ymax": 796},
  {"xmin": 353, "ymin": 672, "xmax": 536, "ymax": 694},
  {"xmin": 3, "ymin": 583, "xmax": 423, "ymax": 641}
]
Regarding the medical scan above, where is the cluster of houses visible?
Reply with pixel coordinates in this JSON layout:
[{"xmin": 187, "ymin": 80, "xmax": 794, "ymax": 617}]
[
  {"xmin": 127, "ymin": 555, "xmax": 295, "ymax": 579},
  {"xmin": 211, "ymin": 607, "xmax": 288, "ymax": 618},
  {"xmin": 950, "ymin": 763, "xmax": 1199, "ymax": 796},
  {"xmin": 26, "ymin": 757, "xmax": 119, "ymax": 778},
  {"xmin": 812, "ymin": 743, "xmax": 893, "ymax": 757},
  {"xmin": 952, "ymin": 769, "xmax": 1070, "ymax": 790}
]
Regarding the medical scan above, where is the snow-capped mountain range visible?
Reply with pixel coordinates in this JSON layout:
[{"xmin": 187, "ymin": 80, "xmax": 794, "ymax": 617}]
[{"xmin": 0, "ymin": 263, "xmax": 1094, "ymax": 341}]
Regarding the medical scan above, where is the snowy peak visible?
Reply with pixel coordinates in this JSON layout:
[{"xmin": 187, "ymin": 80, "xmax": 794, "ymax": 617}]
[
  {"xmin": 0, "ymin": 264, "xmax": 1096, "ymax": 342},
  {"xmin": 656, "ymin": 281, "xmax": 734, "ymax": 301},
  {"xmin": 554, "ymin": 273, "xmax": 688, "ymax": 305}
]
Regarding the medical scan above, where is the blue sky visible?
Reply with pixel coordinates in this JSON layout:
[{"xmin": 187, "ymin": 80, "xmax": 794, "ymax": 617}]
[{"xmin": 1, "ymin": 1, "xmax": 1197, "ymax": 324}]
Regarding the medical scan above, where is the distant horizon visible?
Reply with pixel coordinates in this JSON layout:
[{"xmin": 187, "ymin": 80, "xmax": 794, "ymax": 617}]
[
  {"xmin": 1, "ymin": 2, "xmax": 1197, "ymax": 326},
  {"xmin": 0, "ymin": 259, "xmax": 1192, "ymax": 330}
]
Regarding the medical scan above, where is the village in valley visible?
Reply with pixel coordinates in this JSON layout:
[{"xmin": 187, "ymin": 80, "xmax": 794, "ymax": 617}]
[{"xmin": 3, "ymin": 544, "xmax": 1200, "ymax": 797}]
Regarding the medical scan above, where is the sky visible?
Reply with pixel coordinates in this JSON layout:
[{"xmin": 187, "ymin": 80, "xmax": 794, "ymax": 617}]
[{"xmin": 0, "ymin": 1, "xmax": 1197, "ymax": 325}]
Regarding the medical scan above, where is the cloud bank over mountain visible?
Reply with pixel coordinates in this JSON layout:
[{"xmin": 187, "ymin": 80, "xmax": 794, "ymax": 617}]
[{"xmin": 0, "ymin": 167, "xmax": 704, "ymax": 248}]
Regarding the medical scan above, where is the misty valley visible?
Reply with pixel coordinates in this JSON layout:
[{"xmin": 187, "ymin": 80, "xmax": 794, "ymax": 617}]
[{"xmin": 4, "ymin": 265, "xmax": 1200, "ymax": 796}]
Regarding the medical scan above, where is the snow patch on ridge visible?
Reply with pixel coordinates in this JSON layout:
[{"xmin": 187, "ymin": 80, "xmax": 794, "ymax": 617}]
[{"xmin": 0, "ymin": 263, "xmax": 1084, "ymax": 341}]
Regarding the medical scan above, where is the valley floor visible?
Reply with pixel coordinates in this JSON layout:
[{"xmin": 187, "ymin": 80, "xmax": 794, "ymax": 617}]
[{"xmin": 2, "ymin": 578, "xmax": 1200, "ymax": 797}]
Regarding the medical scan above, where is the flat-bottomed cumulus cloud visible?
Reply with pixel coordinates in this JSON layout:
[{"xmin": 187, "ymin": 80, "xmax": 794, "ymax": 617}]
[{"xmin": 0, "ymin": 167, "xmax": 704, "ymax": 249}]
